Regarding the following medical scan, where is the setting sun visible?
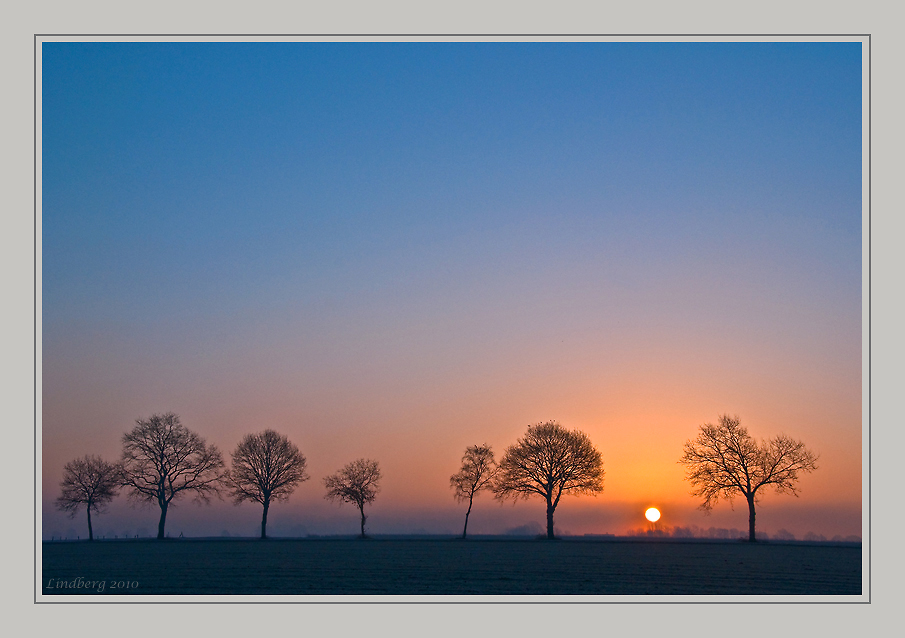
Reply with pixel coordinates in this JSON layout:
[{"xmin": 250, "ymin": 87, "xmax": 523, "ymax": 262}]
[{"xmin": 645, "ymin": 507, "xmax": 661, "ymax": 523}]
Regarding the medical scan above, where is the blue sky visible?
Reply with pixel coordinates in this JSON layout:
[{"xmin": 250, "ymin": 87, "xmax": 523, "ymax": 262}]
[{"xmin": 43, "ymin": 42, "xmax": 861, "ymax": 328}]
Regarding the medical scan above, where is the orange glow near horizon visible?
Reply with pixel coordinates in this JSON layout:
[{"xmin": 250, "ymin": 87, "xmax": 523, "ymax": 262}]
[{"xmin": 41, "ymin": 345, "xmax": 862, "ymax": 538}]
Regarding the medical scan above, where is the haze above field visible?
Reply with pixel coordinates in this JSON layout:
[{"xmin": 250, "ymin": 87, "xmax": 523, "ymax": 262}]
[{"xmin": 41, "ymin": 41, "xmax": 863, "ymax": 540}]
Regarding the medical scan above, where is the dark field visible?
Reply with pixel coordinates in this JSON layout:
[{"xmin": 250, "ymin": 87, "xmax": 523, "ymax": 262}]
[{"xmin": 41, "ymin": 537, "xmax": 862, "ymax": 596}]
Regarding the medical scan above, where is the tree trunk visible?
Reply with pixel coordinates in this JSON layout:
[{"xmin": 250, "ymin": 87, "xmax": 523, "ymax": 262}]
[
  {"xmin": 462, "ymin": 494, "xmax": 474, "ymax": 539},
  {"xmin": 546, "ymin": 499, "xmax": 555, "ymax": 540},
  {"xmin": 86, "ymin": 506, "xmax": 93, "ymax": 542},
  {"xmin": 359, "ymin": 503, "xmax": 367, "ymax": 538},
  {"xmin": 747, "ymin": 495, "xmax": 756, "ymax": 542},
  {"xmin": 157, "ymin": 502, "xmax": 168, "ymax": 540},
  {"xmin": 261, "ymin": 499, "xmax": 270, "ymax": 539}
]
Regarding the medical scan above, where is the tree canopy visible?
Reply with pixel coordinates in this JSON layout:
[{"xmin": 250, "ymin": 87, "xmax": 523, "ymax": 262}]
[
  {"xmin": 450, "ymin": 444, "xmax": 499, "ymax": 538},
  {"xmin": 225, "ymin": 429, "xmax": 310, "ymax": 538},
  {"xmin": 679, "ymin": 414, "xmax": 819, "ymax": 541},
  {"xmin": 120, "ymin": 412, "xmax": 226, "ymax": 539},
  {"xmin": 324, "ymin": 458, "xmax": 381, "ymax": 538},
  {"xmin": 55, "ymin": 455, "xmax": 121, "ymax": 541},
  {"xmin": 494, "ymin": 421, "xmax": 604, "ymax": 539}
]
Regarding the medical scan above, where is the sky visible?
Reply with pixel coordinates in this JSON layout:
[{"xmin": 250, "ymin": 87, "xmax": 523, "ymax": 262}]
[{"xmin": 40, "ymin": 41, "xmax": 863, "ymax": 540}]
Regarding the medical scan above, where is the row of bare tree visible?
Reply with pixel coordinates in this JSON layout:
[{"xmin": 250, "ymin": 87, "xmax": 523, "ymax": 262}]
[
  {"xmin": 450, "ymin": 421, "xmax": 604, "ymax": 540},
  {"xmin": 57, "ymin": 413, "xmax": 380, "ymax": 540},
  {"xmin": 448, "ymin": 415, "xmax": 818, "ymax": 542},
  {"xmin": 56, "ymin": 413, "xmax": 818, "ymax": 543}
]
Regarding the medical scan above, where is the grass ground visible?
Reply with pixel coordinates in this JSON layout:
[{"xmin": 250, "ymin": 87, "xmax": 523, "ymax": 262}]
[{"xmin": 40, "ymin": 537, "xmax": 862, "ymax": 596}]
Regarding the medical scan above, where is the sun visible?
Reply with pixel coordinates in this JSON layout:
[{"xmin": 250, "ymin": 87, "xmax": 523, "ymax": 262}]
[{"xmin": 645, "ymin": 507, "xmax": 661, "ymax": 522}]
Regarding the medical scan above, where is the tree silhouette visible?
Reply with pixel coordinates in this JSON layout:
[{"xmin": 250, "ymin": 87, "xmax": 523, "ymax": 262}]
[
  {"xmin": 679, "ymin": 414, "xmax": 819, "ymax": 542},
  {"xmin": 450, "ymin": 444, "xmax": 498, "ymax": 539},
  {"xmin": 55, "ymin": 455, "xmax": 121, "ymax": 541},
  {"xmin": 120, "ymin": 412, "xmax": 226, "ymax": 539},
  {"xmin": 225, "ymin": 429, "xmax": 310, "ymax": 539},
  {"xmin": 494, "ymin": 421, "xmax": 605, "ymax": 539},
  {"xmin": 324, "ymin": 458, "xmax": 381, "ymax": 538}
]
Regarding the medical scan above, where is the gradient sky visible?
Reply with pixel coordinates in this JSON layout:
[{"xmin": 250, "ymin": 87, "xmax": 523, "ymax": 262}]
[{"xmin": 41, "ymin": 41, "xmax": 863, "ymax": 540}]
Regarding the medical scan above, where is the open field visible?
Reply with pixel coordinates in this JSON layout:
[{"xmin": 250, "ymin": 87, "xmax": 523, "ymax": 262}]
[{"xmin": 40, "ymin": 537, "xmax": 862, "ymax": 596}]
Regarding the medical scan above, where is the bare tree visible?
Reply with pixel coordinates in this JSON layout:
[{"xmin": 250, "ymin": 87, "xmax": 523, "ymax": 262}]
[
  {"xmin": 225, "ymin": 429, "xmax": 310, "ymax": 539},
  {"xmin": 450, "ymin": 444, "xmax": 499, "ymax": 539},
  {"xmin": 55, "ymin": 455, "xmax": 121, "ymax": 541},
  {"xmin": 679, "ymin": 414, "xmax": 819, "ymax": 542},
  {"xmin": 120, "ymin": 412, "xmax": 226, "ymax": 539},
  {"xmin": 494, "ymin": 421, "xmax": 605, "ymax": 539},
  {"xmin": 323, "ymin": 458, "xmax": 381, "ymax": 538}
]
